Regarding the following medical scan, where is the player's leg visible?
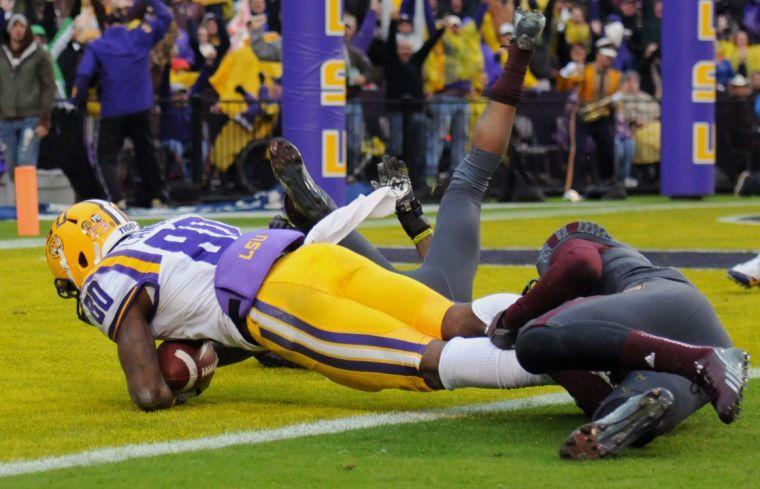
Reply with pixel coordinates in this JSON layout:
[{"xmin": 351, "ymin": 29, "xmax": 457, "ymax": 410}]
[
  {"xmin": 593, "ymin": 371, "xmax": 709, "ymax": 442},
  {"xmin": 404, "ymin": 10, "xmax": 546, "ymax": 302},
  {"xmin": 97, "ymin": 115, "xmax": 128, "ymax": 203},
  {"xmin": 246, "ymin": 243, "xmax": 545, "ymax": 392},
  {"xmin": 513, "ymin": 282, "xmax": 749, "ymax": 424}
]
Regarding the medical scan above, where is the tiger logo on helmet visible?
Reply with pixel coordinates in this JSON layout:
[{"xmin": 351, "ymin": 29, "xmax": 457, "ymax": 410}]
[{"xmin": 46, "ymin": 200, "xmax": 139, "ymax": 299}]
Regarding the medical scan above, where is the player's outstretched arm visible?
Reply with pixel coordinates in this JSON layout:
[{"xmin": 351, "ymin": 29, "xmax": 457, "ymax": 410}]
[{"xmin": 116, "ymin": 289, "xmax": 177, "ymax": 411}]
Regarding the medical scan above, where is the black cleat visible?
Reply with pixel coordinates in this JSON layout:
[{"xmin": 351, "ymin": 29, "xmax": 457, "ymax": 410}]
[
  {"xmin": 559, "ymin": 388, "xmax": 674, "ymax": 461},
  {"xmin": 269, "ymin": 138, "xmax": 336, "ymax": 231},
  {"xmin": 694, "ymin": 347, "xmax": 750, "ymax": 424}
]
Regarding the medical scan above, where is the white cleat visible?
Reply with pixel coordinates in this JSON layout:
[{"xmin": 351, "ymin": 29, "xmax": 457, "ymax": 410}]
[
  {"xmin": 727, "ymin": 253, "xmax": 760, "ymax": 288},
  {"xmin": 512, "ymin": 9, "xmax": 546, "ymax": 50},
  {"xmin": 563, "ymin": 188, "xmax": 583, "ymax": 203}
]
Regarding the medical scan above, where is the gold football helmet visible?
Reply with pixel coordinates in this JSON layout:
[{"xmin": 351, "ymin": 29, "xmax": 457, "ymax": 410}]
[{"xmin": 46, "ymin": 200, "xmax": 139, "ymax": 297}]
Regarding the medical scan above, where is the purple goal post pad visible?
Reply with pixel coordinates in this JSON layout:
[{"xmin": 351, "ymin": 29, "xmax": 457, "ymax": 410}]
[{"xmin": 214, "ymin": 229, "xmax": 304, "ymax": 323}]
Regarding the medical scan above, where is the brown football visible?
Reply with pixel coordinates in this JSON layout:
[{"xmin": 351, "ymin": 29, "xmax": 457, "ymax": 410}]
[{"xmin": 157, "ymin": 340, "xmax": 218, "ymax": 393}]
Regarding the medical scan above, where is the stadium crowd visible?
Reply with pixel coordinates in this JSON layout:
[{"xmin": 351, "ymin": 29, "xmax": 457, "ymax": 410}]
[{"xmin": 0, "ymin": 0, "xmax": 759, "ymax": 206}]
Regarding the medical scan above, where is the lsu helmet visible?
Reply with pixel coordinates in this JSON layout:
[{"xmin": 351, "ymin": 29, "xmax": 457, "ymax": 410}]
[{"xmin": 46, "ymin": 200, "xmax": 139, "ymax": 298}]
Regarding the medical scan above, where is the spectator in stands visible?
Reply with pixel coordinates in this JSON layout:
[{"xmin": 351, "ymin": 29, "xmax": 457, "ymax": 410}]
[
  {"xmin": 752, "ymin": 71, "xmax": 760, "ymax": 119},
  {"xmin": 71, "ymin": 0, "xmax": 172, "ymax": 208},
  {"xmin": 345, "ymin": 0, "xmax": 379, "ymax": 54},
  {"xmin": 727, "ymin": 30, "xmax": 760, "ymax": 77},
  {"xmin": 558, "ymin": 37, "xmax": 621, "ymax": 198},
  {"xmin": 0, "ymin": 13, "xmax": 55, "ymax": 174},
  {"xmin": 345, "ymin": 43, "xmax": 373, "ymax": 169},
  {"xmin": 717, "ymin": 74, "xmax": 758, "ymax": 180},
  {"xmin": 426, "ymin": 14, "xmax": 483, "ymax": 183},
  {"xmin": 603, "ymin": 15, "xmax": 635, "ymax": 73},
  {"xmin": 641, "ymin": 0, "xmax": 662, "ymax": 48},
  {"xmin": 171, "ymin": 0, "xmax": 204, "ymax": 31},
  {"xmin": 717, "ymin": 42, "xmax": 736, "ymax": 90},
  {"xmin": 614, "ymin": 70, "xmax": 660, "ymax": 189},
  {"xmin": 249, "ymin": 13, "xmax": 280, "ymax": 61},
  {"xmin": 385, "ymin": 9, "xmax": 444, "ymax": 193},
  {"xmin": 564, "ymin": 5, "xmax": 591, "ymax": 52},
  {"xmin": 195, "ymin": 13, "xmax": 229, "ymax": 72}
]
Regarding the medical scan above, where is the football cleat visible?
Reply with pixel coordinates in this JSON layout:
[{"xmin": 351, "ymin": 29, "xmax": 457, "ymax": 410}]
[
  {"xmin": 512, "ymin": 9, "xmax": 546, "ymax": 50},
  {"xmin": 559, "ymin": 388, "xmax": 674, "ymax": 461},
  {"xmin": 269, "ymin": 138, "xmax": 336, "ymax": 231},
  {"xmin": 693, "ymin": 347, "xmax": 750, "ymax": 424},
  {"xmin": 727, "ymin": 254, "xmax": 760, "ymax": 288}
]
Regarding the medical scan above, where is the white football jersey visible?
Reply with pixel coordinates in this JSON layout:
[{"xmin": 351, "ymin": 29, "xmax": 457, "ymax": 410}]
[{"xmin": 79, "ymin": 215, "xmax": 261, "ymax": 350}]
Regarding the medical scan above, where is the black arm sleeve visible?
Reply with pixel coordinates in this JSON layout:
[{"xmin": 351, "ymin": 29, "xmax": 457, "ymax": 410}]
[
  {"xmin": 411, "ymin": 27, "xmax": 444, "ymax": 66},
  {"xmin": 42, "ymin": 1, "xmax": 57, "ymax": 40}
]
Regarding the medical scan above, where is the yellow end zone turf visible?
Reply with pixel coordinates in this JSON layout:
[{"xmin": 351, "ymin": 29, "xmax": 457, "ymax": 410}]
[{"xmin": 0, "ymin": 242, "xmax": 756, "ymax": 462}]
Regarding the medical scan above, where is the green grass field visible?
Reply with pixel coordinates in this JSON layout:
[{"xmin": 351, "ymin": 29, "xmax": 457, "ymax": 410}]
[{"xmin": 0, "ymin": 197, "xmax": 758, "ymax": 487}]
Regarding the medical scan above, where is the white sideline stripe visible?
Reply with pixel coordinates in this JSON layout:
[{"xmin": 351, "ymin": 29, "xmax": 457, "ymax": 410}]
[
  {"xmin": 0, "ymin": 393, "xmax": 571, "ymax": 478},
  {"xmin": 0, "ymin": 238, "xmax": 45, "ymax": 250},
  {"xmin": 3, "ymin": 368, "xmax": 759, "ymax": 478}
]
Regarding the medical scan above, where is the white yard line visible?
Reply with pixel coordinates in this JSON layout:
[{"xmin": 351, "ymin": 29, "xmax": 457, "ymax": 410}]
[
  {"xmin": 0, "ymin": 238, "xmax": 45, "ymax": 250},
  {"xmin": 3, "ymin": 366, "xmax": 759, "ymax": 479},
  {"xmin": 2, "ymin": 200, "xmax": 757, "ymax": 252},
  {"xmin": 0, "ymin": 392, "xmax": 570, "ymax": 478}
]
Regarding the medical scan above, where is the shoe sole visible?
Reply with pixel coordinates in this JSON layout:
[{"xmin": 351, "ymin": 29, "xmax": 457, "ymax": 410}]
[
  {"xmin": 727, "ymin": 270, "xmax": 760, "ymax": 289},
  {"xmin": 269, "ymin": 138, "xmax": 336, "ymax": 228},
  {"xmin": 559, "ymin": 388, "xmax": 673, "ymax": 461},
  {"xmin": 716, "ymin": 350, "xmax": 751, "ymax": 424}
]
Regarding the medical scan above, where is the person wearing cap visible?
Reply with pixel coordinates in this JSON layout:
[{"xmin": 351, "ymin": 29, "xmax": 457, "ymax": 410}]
[
  {"xmin": 716, "ymin": 73, "xmax": 759, "ymax": 181},
  {"xmin": 0, "ymin": 13, "xmax": 56, "ymax": 172},
  {"xmin": 558, "ymin": 37, "xmax": 622, "ymax": 196},
  {"xmin": 71, "ymin": 0, "xmax": 173, "ymax": 208}
]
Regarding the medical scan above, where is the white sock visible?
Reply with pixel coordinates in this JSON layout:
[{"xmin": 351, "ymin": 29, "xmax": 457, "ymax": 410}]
[
  {"xmin": 437, "ymin": 337, "xmax": 551, "ymax": 390},
  {"xmin": 471, "ymin": 293, "xmax": 521, "ymax": 325}
]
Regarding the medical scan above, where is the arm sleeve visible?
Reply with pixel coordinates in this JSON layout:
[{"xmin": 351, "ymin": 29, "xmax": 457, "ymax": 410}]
[
  {"xmin": 386, "ymin": 19, "xmax": 399, "ymax": 61},
  {"xmin": 351, "ymin": 8, "xmax": 377, "ymax": 54},
  {"xmin": 71, "ymin": 46, "xmax": 97, "ymax": 106},
  {"xmin": 147, "ymin": 0, "xmax": 173, "ymax": 45},
  {"xmin": 249, "ymin": 27, "xmax": 281, "ymax": 61},
  {"xmin": 589, "ymin": 0, "xmax": 600, "ymax": 21},
  {"xmin": 423, "ymin": 0, "xmax": 436, "ymax": 36},
  {"xmin": 37, "ymin": 50, "xmax": 56, "ymax": 124},
  {"xmin": 411, "ymin": 27, "xmax": 444, "ymax": 65},
  {"xmin": 501, "ymin": 239, "xmax": 605, "ymax": 330},
  {"xmin": 42, "ymin": 0, "xmax": 57, "ymax": 39},
  {"xmin": 473, "ymin": 2, "xmax": 488, "ymax": 29},
  {"xmin": 80, "ymin": 271, "xmax": 158, "ymax": 341},
  {"xmin": 217, "ymin": 19, "xmax": 231, "ymax": 59}
]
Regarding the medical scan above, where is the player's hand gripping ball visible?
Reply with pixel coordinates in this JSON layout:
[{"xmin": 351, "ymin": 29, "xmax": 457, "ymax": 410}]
[{"xmin": 157, "ymin": 340, "xmax": 218, "ymax": 397}]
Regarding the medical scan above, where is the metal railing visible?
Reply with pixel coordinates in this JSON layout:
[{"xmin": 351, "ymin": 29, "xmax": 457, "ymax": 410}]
[{"xmin": 34, "ymin": 94, "xmax": 759, "ymax": 203}]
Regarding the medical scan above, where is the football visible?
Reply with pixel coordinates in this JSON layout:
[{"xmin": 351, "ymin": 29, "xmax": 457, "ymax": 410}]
[{"xmin": 157, "ymin": 340, "xmax": 219, "ymax": 393}]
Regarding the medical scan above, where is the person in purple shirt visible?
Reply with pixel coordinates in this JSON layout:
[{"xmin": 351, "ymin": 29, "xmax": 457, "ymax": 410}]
[{"xmin": 71, "ymin": 0, "xmax": 173, "ymax": 208}]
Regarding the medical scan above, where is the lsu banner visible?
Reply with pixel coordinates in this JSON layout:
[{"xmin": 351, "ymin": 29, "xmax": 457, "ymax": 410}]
[
  {"xmin": 661, "ymin": 0, "xmax": 716, "ymax": 196},
  {"xmin": 281, "ymin": 0, "xmax": 347, "ymax": 205}
]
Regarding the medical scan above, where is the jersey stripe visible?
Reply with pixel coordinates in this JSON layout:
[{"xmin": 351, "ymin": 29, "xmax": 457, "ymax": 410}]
[
  {"xmin": 84, "ymin": 255, "xmax": 161, "ymax": 290},
  {"xmin": 108, "ymin": 285, "xmax": 140, "ymax": 340}
]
